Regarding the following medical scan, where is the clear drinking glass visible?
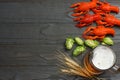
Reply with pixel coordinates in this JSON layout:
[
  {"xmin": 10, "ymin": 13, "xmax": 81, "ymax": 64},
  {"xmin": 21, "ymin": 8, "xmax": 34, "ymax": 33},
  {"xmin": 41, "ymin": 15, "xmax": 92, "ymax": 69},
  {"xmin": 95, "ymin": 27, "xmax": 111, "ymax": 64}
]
[{"xmin": 83, "ymin": 45, "xmax": 120, "ymax": 75}]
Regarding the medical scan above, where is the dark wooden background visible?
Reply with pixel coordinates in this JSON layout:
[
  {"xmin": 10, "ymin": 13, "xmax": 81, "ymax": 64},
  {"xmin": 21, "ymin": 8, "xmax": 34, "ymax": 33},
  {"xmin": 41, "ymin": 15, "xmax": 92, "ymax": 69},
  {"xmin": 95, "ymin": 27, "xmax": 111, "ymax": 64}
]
[{"xmin": 0, "ymin": 0, "xmax": 120, "ymax": 80}]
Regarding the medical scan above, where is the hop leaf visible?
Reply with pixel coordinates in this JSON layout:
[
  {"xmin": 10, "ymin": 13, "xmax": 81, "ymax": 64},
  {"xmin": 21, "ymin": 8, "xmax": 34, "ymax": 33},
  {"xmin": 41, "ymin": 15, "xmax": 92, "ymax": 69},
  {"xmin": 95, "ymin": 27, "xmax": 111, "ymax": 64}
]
[{"xmin": 65, "ymin": 37, "xmax": 75, "ymax": 50}]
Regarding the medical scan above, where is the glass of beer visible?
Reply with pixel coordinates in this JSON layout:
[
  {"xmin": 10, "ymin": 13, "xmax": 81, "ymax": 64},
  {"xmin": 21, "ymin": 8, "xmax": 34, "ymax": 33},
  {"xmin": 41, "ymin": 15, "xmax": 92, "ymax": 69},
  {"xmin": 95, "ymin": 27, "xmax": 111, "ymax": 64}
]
[{"xmin": 83, "ymin": 45, "xmax": 120, "ymax": 76}]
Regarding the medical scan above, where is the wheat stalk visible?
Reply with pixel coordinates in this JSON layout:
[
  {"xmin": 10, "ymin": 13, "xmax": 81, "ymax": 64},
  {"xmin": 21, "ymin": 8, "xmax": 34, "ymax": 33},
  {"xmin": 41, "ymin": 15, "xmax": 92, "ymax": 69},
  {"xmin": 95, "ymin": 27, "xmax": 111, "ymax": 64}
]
[{"xmin": 56, "ymin": 51, "xmax": 107, "ymax": 80}]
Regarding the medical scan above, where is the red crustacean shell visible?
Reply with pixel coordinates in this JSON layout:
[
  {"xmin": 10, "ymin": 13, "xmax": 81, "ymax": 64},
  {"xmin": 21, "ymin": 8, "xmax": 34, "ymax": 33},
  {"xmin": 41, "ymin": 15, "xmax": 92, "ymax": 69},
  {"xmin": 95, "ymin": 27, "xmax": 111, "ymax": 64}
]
[
  {"xmin": 74, "ymin": 14, "xmax": 102, "ymax": 28},
  {"xmin": 92, "ymin": 2, "xmax": 119, "ymax": 14},
  {"xmin": 82, "ymin": 26, "xmax": 115, "ymax": 40},
  {"xmin": 102, "ymin": 14, "xmax": 120, "ymax": 27},
  {"xmin": 70, "ymin": 0, "xmax": 99, "ymax": 16},
  {"xmin": 70, "ymin": 0, "xmax": 119, "ymax": 40},
  {"xmin": 96, "ymin": 14, "xmax": 120, "ymax": 27},
  {"xmin": 92, "ymin": 26, "xmax": 115, "ymax": 36}
]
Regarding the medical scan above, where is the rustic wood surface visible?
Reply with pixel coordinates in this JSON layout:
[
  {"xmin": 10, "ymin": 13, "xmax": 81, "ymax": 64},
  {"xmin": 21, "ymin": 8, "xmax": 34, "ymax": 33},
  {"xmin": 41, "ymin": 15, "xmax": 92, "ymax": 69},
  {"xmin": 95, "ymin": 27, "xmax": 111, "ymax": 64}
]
[{"xmin": 0, "ymin": 0, "xmax": 120, "ymax": 80}]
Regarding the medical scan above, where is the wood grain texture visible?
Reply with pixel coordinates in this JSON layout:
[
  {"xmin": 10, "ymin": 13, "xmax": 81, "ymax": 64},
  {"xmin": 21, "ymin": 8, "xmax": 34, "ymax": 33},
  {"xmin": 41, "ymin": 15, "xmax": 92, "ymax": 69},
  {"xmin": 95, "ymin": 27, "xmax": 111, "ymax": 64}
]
[{"xmin": 0, "ymin": 0, "xmax": 120, "ymax": 80}]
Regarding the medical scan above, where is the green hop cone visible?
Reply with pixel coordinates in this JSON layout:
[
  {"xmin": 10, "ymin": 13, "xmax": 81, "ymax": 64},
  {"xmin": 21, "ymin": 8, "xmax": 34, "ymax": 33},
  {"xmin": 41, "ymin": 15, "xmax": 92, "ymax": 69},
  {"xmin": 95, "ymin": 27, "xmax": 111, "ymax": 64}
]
[
  {"xmin": 75, "ymin": 37, "xmax": 84, "ymax": 45},
  {"xmin": 73, "ymin": 46, "xmax": 86, "ymax": 56},
  {"xmin": 94, "ymin": 40, "xmax": 99, "ymax": 46},
  {"xmin": 101, "ymin": 42, "xmax": 107, "ymax": 45},
  {"xmin": 85, "ymin": 40, "xmax": 99, "ymax": 49},
  {"xmin": 65, "ymin": 37, "xmax": 74, "ymax": 50},
  {"xmin": 102, "ymin": 37, "xmax": 114, "ymax": 45}
]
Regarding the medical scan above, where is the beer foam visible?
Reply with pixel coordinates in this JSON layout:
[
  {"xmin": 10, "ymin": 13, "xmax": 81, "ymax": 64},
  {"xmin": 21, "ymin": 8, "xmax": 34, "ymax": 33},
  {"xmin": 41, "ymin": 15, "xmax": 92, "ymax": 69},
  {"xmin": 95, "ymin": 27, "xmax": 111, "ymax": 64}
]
[{"xmin": 92, "ymin": 46, "xmax": 116, "ymax": 70}]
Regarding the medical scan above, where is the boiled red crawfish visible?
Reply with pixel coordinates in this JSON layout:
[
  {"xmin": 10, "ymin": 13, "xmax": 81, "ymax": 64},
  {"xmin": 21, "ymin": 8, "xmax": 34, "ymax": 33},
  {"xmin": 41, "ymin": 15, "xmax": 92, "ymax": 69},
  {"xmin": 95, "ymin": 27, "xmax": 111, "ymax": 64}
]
[
  {"xmin": 71, "ymin": 0, "xmax": 99, "ymax": 16},
  {"xmin": 97, "ymin": 14, "xmax": 120, "ymax": 27},
  {"xmin": 70, "ymin": 0, "xmax": 119, "ymax": 40},
  {"xmin": 92, "ymin": 1, "xmax": 119, "ymax": 14},
  {"xmin": 73, "ymin": 14, "xmax": 102, "ymax": 28},
  {"xmin": 83, "ymin": 26, "xmax": 115, "ymax": 40}
]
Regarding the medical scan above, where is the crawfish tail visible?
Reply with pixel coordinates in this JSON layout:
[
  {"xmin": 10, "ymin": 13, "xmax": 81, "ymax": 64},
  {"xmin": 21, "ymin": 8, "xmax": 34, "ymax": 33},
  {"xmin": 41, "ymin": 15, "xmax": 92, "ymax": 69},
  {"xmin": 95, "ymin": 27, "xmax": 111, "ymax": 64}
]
[
  {"xmin": 111, "ymin": 6, "xmax": 119, "ymax": 13},
  {"xmin": 116, "ymin": 20, "xmax": 120, "ymax": 26},
  {"xmin": 107, "ymin": 28, "xmax": 115, "ymax": 36}
]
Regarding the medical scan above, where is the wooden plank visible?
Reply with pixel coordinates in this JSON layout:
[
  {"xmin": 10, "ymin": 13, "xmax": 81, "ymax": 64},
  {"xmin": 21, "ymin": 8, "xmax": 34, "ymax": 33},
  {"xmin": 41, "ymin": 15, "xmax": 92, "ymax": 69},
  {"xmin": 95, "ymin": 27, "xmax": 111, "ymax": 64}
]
[
  {"xmin": 0, "ymin": 2, "xmax": 120, "ymax": 24},
  {"xmin": 0, "ymin": 42, "xmax": 120, "ymax": 65},
  {"xmin": 0, "ymin": 23, "xmax": 85, "ymax": 44},
  {"xmin": 1, "ymin": 23, "xmax": 120, "ymax": 45},
  {"xmin": 0, "ymin": 44, "xmax": 62, "ymax": 66},
  {"xmin": 0, "ymin": 65, "xmax": 60, "ymax": 80},
  {"xmin": 0, "ymin": 0, "xmax": 120, "ymax": 3},
  {"xmin": 0, "ymin": 2, "xmax": 72, "ymax": 23}
]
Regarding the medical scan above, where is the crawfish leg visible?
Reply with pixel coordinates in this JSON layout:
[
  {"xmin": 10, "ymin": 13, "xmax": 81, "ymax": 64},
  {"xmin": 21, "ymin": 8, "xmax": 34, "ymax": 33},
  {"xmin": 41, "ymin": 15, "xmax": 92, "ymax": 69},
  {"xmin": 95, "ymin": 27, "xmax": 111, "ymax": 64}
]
[
  {"xmin": 92, "ymin": 8, "xmax": 103, "ymax": 14},
  {"xmin": 97, "ymin": 35, "xmax": 105, "ymax": 40},
  {"xmin": 70, "ymin": 2, "xmax": 81, "ymax": 8},
  {"xmin": 96, "ymin": 20, "xmax": 107, "ymax": 25},
  {"xmin": 83, "ymin": 27, "xmax": 95, "ymax": 34},
  {"xmin": 83, "ymin": 35, "xmax": 99, "ymax": 40},
  {"xmin": 72, "ymin": 12, "xmax": 84, "ymax": 17},
  {"xmin": 83, "ymin": 35, "xmax": 105, "ymax": 40},
  {"xmin": 82, "ymin": 27, "xmax": 95, "ymax": 38},
  {"xmin": 72, "ymin": 11, "xmax": 88, "ymax": 16},
  {"xmin": 76, "ymin": 23, "xmax": 87, "ymax": 28},
  {"xmin": 73, "ymin": 16, "xmax": 84, "ymax": 21},
  {"xmin": 105, "ymin": 24, "xmax": 114, "ymax": 27}
]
